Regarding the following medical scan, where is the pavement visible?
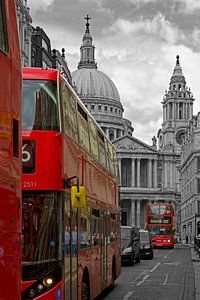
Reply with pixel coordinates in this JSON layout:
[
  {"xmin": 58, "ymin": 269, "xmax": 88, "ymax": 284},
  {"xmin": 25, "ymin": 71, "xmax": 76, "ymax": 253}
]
[{"xmin": 190, "ymin": 245, "xmax": 200, "ymax": 300}]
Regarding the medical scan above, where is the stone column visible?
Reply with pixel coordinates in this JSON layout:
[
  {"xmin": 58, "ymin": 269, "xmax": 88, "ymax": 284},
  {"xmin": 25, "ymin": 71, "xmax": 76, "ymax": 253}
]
[
  {"xmin": 163, "ymin": 105, "xmax": 165, "ymax": 122},
  {"xmin": 148, "ymin": 159, "xmax": 152, "ymax": 188},
  {"xmin": 118, "ymin": 158, "xmax": 122, "ymax": 185},
  {"xmin": 173, "ymin": 102, "xmax": 175, "ymax": 119},
  {"xmin": 106, "ymin": 128, "xmax": 109, "ymax": 137},
  {"xmin": 153, "ymin": 159, "xmax": 157, "ymax": 188},
  {"xmin": 131, "ymin": 200, "xmax": 136, "ymax": 226},
  {"xmin": 114, "ymin": 130, "xmax": 117, "ymax": 140},
  {"xmin": 137, "ymin": 158, "xmax": 141, "ymax": 187},
  {"xmin": 164, "ymin": 160, "xmax": 168, "ymax": 188},
  {"xmin": 170, "ymin": 161, "xmax": 173, "ymax": 188},
  {"xmin": 131, "ymin": 158, "xmax": 135, "ymax": 187},
  {"xmin": 136, "ymin": 200, "xmax": 141, "ymax": 228}
]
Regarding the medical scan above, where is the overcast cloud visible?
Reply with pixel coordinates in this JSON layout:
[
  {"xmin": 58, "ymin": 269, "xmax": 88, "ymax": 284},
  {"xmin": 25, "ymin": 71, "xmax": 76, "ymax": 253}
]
[{"xmin": 28, "ymin": 0, "xmax": 200, "ymax": 144}]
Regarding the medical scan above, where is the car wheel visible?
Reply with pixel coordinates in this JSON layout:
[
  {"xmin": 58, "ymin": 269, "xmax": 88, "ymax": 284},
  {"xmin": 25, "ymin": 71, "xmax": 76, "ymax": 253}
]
[
  {"xmin": 130, "ymin": 253, "xmax": 135, "ymax": 266},
  {"xmin": 135, "ymin": 252, "xmax": 140, "ymax": 263},
  {"xmin": 149, "ymin": 251, "xmax": 154, "ymax": 259}
]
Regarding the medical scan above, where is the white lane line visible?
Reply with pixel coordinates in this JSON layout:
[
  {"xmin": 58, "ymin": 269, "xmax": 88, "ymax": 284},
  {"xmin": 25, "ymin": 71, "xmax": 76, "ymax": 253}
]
[
  {"xmin": 163, "ymin": 273, "xmax": 169, "ymax": 285},
  {"xmin": 136, "ymin": 274, "xmax": 150, "ymax": 286},
  {"xmin": 149, "ymin": 262, "xmax": 160, "ymax": 273},
  {"xmin": 131, "ymin": 270, "xmax": 147, "ymax": 283},
  {"xmin": 122, "ymin": 291, "xmax": 133, "ymax": 300}
]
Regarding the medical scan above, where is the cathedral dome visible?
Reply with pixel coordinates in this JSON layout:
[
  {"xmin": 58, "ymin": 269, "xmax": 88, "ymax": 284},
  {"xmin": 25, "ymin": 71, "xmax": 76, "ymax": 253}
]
[
  {"xmin": 72, "ymin": 68, "xmax": 121, "ymax": 102},
  {"xmin": 71, "ymin": 15, "xmax": 133, "ymax": 140}
]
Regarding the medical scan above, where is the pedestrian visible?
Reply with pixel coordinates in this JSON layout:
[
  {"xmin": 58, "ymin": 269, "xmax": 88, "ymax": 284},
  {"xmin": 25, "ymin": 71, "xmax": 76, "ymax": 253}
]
[
  {"xmin": 186, "ymin": 235, "xmax": 188, "ymax": 244},
  {"xmin": 64, "ymin": 226, "xmax": 70, "ymax": 256},
  {"xmin": 72, "ymin": 226, "xmax": 77, "ymax": 256}
]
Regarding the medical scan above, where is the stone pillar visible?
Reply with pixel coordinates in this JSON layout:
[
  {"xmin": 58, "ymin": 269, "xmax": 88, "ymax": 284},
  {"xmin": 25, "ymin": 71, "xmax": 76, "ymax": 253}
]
[
  {"xmin": 136, "ymin": 200, "xmax": 141, "ymax": 228},
  {"xmin": 118, "ymin": 158, "xmax": 122, "ymax": 185},
  {"xmin": 153, "ymin": 159, "xmax": 157, "ymax": 188},
  {"xmin": 131, "ymin": 158, "xmax": 135, "ymax": 187},
  {"xmin": 114, "ymin": 130, "xmax": 117, "ymax": 140},
  {"xmin": 106, "ymin": 128, "xmax": 109, "ymax": 137},
  {"xmin": 148, "ymin": 159, "xmax": 152, "ymax": 188},
  {"xmin": 137, "ymin": 158, "xmax": 141, "ymax": 187},
  {"xmin": 170, "ymin": 161, "xmax": 173, "ymax": 188},
  {"xmin": 173, "ymin": 102, "xmax": 175, "ymax": 119},
  {"xmin": 164, "ymin": 160, "xmax": 168, "ymax": 188},
  {"xmin": 163, "ymin": 106, "xmax": 165, "ymax": 122},
  {"xmin": 131, "ymin": 200, "xmax": 136, "ymax": 226}
]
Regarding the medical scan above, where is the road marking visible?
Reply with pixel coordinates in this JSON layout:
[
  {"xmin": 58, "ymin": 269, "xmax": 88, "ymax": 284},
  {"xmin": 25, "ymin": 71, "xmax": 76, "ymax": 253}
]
[
  {"xmin": 136, "ymin": 274, "xmax": 150, "ymax": 286},
  {"xmin": 122, "ymin": 291, "xmax": 133, "ymax": 300},
  {"xmin": 163, "ymin": 249, "xmax": 173, "ymax": 259},
  {"xmin": 131, "ymin": 271, "xmax": 147, "ymax": 283},
  {"xmin": 164, "ymin": 262, "xmax": 179, "ymax": 265},
  {"xmin": 163, "ymin": 273, "xmax": 168, "ymax": 285},
  {"xmin": 149, "ymin": 262, "xmax": 160, "ymax": 272}
]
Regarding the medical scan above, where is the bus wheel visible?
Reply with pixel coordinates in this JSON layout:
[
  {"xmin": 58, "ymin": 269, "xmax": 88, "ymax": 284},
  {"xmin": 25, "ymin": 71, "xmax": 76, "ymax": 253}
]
[{"xmin": 82, "ymin": 273, "xmax": 90, "ymax": 300}]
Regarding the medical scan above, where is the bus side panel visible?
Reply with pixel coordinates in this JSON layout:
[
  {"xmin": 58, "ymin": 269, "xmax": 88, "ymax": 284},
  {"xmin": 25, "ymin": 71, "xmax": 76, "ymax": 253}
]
[{"xmin": 0, "ymin": 1, "xmax": 22, "ymax": 299}]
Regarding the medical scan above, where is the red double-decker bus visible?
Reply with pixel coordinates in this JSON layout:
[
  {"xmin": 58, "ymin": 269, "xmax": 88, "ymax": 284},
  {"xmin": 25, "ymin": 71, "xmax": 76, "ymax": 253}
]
[
  {"xmin": 145, "ymin": 203, "xmax": 175, "ymax": 249},
  {"xmin": 21, "ymin": 67, "xmax": 121, "ymax": 299},
  {"xmin": 0, "ymin": 1, "xmax": 22, "ymax": 299}
]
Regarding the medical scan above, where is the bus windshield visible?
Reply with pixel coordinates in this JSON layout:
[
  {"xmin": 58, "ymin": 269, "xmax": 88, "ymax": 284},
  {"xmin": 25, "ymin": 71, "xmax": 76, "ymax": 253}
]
[
  {"xmin": 22, "ymin": 192, "xmax": 62, "ymax": 280},
  {"xmin": 22, "ymin": 79, "xmax": 59, "ymax": 131},
  {"xmin": 150, "ymin": 226, "xmax": 173, "ymax": 236}
]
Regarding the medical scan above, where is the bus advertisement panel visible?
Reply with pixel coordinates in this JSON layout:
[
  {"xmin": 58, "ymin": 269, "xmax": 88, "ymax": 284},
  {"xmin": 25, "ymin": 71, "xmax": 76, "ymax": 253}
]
[
  {"xmin": 0, "ymin": 1, "xmax": 22, "ymax": 299},
  {"xmin": 145, "ymin": 203, "xmax": 175, "ymax": 249},
  {"xmin": 21, "ymin": 67, "xmax": 121, "ymax": 300}
]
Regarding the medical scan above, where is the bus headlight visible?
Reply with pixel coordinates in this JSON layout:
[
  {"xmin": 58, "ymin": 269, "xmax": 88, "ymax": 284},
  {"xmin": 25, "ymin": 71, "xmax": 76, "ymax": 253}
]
[{"xmin": 43, "ymin": 277, "xmax": 54, "ymax": 286}]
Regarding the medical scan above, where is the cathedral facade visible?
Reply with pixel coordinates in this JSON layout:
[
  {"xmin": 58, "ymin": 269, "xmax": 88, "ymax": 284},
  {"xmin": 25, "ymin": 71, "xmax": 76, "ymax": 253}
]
[{"xmin": 71, "ymin": 18, "xmax": 196, "ymax": 234}]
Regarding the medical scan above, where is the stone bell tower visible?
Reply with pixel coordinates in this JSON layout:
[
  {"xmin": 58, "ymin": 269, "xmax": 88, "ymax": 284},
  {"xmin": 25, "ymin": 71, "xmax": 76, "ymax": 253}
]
[{"xmin": 157, "ymin": 55, "xmax": 194, "ymax": 154}]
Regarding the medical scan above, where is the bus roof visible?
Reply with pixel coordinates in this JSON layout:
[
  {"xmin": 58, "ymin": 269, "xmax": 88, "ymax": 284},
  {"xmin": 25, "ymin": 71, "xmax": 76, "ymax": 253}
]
[{"xmin": 23, "ymin": 67, "xmax": 57, "ymax": 81}]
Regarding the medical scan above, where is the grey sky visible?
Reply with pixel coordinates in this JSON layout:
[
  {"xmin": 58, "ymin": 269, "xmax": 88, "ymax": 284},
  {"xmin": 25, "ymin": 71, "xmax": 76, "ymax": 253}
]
[{"xmin": 28, "ymin": 0, "xmax": 200, "ymax": 144}]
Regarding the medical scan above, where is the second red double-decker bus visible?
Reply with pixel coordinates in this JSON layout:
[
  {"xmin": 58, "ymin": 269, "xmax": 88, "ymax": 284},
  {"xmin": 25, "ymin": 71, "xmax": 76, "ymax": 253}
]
[
  {"xmin": 145, "ymin": 203, "xmax": 175, "ymax": 248},
  {"xmin": 0, "ymin": 1, "xmax": 21, "ymax": 299},
  {"xmin": 21, "ymin": 67, "xmax": 121, "ymax": 299}
]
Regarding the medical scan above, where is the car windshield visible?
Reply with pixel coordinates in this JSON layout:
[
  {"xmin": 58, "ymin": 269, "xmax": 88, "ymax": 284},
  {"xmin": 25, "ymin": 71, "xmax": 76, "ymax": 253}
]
[{"xmin": 140, "ymin": 231, "xmax": 149, "ymax": 242}]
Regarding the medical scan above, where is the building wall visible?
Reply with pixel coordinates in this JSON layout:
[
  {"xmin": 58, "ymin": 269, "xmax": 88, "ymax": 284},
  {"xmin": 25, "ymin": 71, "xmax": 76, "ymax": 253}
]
[
  {"xmin": 16, "ymin": 0, "xmax": 32, "ymax": 67},
  {"xmin": 180, "ymin": 113, "xmax": 200, "ymax": 244}
]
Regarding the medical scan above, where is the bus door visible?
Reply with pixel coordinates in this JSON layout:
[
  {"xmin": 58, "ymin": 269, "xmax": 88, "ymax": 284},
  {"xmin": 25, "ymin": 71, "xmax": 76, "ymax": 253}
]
[
  {"xmin": 100, "ymin": 210, "xmax": 107, "ymax": 290},
  {"xmin": 64, "ymin": 192, "xmax": 78, "ymax": 300}
]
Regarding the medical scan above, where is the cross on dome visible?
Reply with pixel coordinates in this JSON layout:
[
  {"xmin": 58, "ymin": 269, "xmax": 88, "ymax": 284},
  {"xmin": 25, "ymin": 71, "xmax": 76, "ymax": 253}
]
[{"xmin": 84, "ymin": 14, "xmax": 91, "ymax": 33}]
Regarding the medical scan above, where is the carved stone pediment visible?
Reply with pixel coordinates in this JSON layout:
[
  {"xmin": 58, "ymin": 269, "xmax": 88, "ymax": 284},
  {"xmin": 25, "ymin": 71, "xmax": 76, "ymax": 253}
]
[{"xmin": 114, "ymin": 136, "xmax": 157, "ymax": 153}]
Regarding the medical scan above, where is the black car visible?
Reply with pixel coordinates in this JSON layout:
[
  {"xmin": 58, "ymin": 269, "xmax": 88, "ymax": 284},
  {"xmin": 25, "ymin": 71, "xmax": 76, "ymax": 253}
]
[
  {"xmin": 121, "ymin": 226, "xmax": 140, "ymax": 265},
  {"xmin": 139, "ymin": 229, "xmax": 154, "ymax": 259}
]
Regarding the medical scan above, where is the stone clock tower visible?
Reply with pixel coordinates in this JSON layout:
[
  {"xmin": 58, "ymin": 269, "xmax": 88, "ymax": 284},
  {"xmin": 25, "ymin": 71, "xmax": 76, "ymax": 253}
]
[{"xmin": 157, "ymin": 55, "xmax": 194, "ymax": 154}]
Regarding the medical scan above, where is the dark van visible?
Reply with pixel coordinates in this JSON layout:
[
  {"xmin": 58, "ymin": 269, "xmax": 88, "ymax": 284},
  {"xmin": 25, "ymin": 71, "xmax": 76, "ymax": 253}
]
[
  {"xmin": 139, "ymin": 229, "xmax": 154, "ymax": 259},
  {"xmin": 121, "ymin": 226, "xmax": 140, "ymax": 265}
]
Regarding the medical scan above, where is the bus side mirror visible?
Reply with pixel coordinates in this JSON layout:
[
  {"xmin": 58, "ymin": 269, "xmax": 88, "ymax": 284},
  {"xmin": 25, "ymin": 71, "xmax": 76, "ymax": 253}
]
[{"xmin": 71, "ymin": 186, "xmax": 86, "ymax": 208}]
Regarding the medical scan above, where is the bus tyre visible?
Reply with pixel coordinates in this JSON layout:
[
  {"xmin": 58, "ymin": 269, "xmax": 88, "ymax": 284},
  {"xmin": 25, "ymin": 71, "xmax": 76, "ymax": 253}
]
[{"xmin": 82, "ymin": 273, "xmax": 90, "ymax": 300}]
